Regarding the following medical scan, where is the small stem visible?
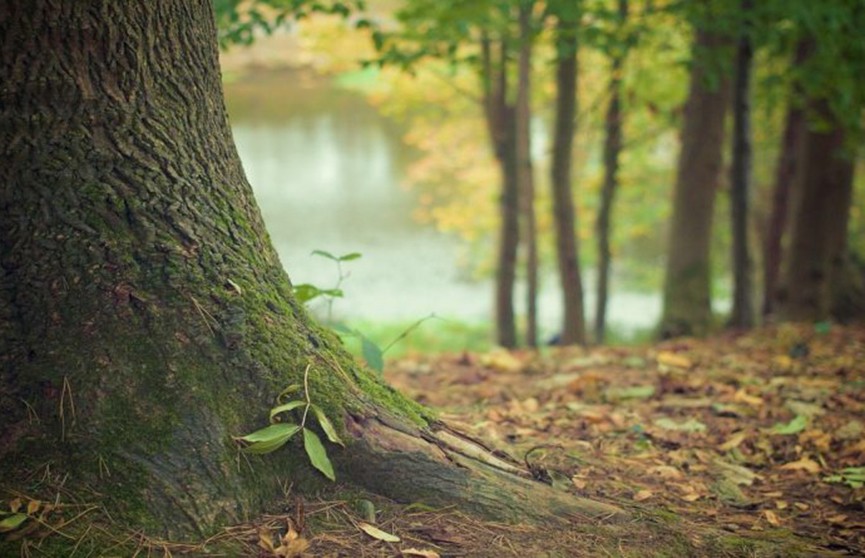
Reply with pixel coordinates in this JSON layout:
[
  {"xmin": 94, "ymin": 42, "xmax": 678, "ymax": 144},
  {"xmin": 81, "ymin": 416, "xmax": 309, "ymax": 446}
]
[{"xmin": 300, "ymin": 363, "xmax": 312, "ymax": 427}]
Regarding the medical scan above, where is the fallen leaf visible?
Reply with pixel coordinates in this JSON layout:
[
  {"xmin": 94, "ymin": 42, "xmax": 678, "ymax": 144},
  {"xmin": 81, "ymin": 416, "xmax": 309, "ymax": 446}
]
[
  {"xmin": 359, "ymin": 522, "xmax": 400, "ymax": 542},
  {"xmin": 633, "ymin": 489, "xmax": 653, "ymax": 502},
  {"xmin": 771, "ymin": 415, "xmax": 808, "ymax": 435},
  {"xmin": 733, "ymin": 389, "xmax": 763, "ymax": 407},
  {"xmin": 779, "ymin": 457, "xmax": 821, "ymax": 474},
  {"xmin": 827, "ymin": 514, "xmax": 848, "ymax": 525},
  {"xmin": 774, "ymin": 500, "xmax": 788, "ymax": 510},
  {"xmin": 654, "ymin": 417, "xmax": 707, "ymax": 432},
  {"xmin": 401, "ymin": 549, "xmax": 441, "ymax": 558},
  {"xmin": 763, "ymin": 510, "xmax": 781, "ymax": 526},
  {"xmin": 657, "ymin": 351, "xmax": 693, "ymax": 369},
  {"xmin": 719, "ymin": 432, "xmax": 748, "ymax": 452}
]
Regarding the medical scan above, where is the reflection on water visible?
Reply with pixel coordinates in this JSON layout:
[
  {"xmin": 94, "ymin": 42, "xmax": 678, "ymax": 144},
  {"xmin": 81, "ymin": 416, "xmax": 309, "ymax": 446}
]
[{"xmin": 225, "ymin": 70, "xmax": 661, "ymax": 334}]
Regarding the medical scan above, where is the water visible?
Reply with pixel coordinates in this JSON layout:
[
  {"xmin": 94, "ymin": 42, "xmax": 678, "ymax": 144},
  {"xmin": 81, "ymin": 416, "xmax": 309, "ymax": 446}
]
[{"xmin": 224, "ymin": 70, "xmax": 662, "ymax": 336}]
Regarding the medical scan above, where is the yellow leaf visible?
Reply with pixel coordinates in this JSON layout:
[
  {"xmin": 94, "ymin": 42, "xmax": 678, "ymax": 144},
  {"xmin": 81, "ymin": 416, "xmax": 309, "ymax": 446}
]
[
  {"xmin": 681, "ymin": 493, "xmax": 701, "ymax": 502},
  {"xmin": 258, "ymin": 526, "xmax": 276, "ymax": 553},
  {"xmin": 733, "ymin": 389, "xmax": 764, "ymax": 407},
  {"xmin": 827, "ymin": 514, "xmax": 848, "ymax": 525},
  {"xmin": 358, "ymin": 522, "xmax": 400, "ymax": 542},
  {"xmin": 719, "ymin": 432, "xmax": 748, "ymax": 451},
  {"xmin": 774, "ymin": 500, "xmax": 788, "ymax": 510},
  {"xmin": 572, "ymin": 477, "xmax": 587, "ymax": 490},
  {"xmin": 763, "ymin": 510, "xmax": 781, "ymax": 526},
  {"xmin": 26, "ymin": 500, "xmax": 40, "ymax": 516},
  {"xmin": 779, "ymin": 457, "xmax": 821, "ymax": 474},
  {"xmin": 772, "ymin": 355, "xmax": 794, "ymax": 372},
  {"xmin": 9, "ymin": 498, "xmax": 22, "ymax": 513},
  {"xmin": 656, "ymin": 351, "xmax": 692, "ymax": 369},
  {"xmin": 633, "ymin": 489, "xmax": 653, "ymax": 502}
]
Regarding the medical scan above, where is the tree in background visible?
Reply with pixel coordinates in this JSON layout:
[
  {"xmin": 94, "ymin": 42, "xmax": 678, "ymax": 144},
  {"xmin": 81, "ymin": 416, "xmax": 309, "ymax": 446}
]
[
  {"xmin": 548, "ymin": 0, "xmax": 588, "ymax": 345},
  {"xmin": 594, "ymin": 0, "xmax": 630, "ymax": 344},
  {"xmin": 727, "ymin": 0, "xmax": 755, "ymax": 329},
  {"xmin": 0, "ymin": 0, "xmax": 618, "ymax": 539},
  {"xmin": 659, "ymin": 9, "xmax": 731, "ymax": 338},
  {"xmin": 517, "ymin": 0, "xmax": 540, "ymax": 347}
]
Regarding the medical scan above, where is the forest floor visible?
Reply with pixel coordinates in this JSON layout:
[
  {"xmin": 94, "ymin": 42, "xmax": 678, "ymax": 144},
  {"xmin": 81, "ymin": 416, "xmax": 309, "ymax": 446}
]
[
  {"xmin": 4, "ymin": 324, "xmax": 863, "ymax": 557},
  {"xmin": 298, "ymin": 322, "xmax": 864, "ymax": 557}
]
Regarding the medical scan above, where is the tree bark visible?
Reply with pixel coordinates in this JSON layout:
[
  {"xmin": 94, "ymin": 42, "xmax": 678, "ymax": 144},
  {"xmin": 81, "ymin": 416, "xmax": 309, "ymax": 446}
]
[
  {"xmin": 728, "ymin": 0, "xmax": 754, "ymax": 329},
  {"xmin": 0, "ymin": 0, "xmax": 621, "ymax": 540},
  {"xmin": 516, "ymin": 1, "xmax": 538, "ymax": 347},
  {"xmin": 595, "ymin": 0, "xmax": 628, "ymax": 344},
  {"xmin": 775, "ymin": 108, "xmax": 855, "ymax": 321},
  {"xmin": 550, "ymin": 10, "xmax": 587, "ymax": 346},
  {"xmin": 482, "ymin": 34, "xmax": 520, "ymax": 348},
  {"xmin": 659, "ymin": 28, "xmax": 730, "ymax": 339}
]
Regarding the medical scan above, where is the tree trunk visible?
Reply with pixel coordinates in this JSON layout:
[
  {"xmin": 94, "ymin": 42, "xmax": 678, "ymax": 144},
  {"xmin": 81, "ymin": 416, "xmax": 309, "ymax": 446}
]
[
  {"xmin": 762, "ymin": 106, "xmax": 804, "ymax": 318},
  {"xmin": 595, "ymin": 0, "xmax": 628, "ymax": 344},
  {"xmin": 728, "ymin": 0, "xmax": 754, "ymax": 329},
  {"xmin": 0, "ymin": 0, "xmax": 621, "ymax": 540},
  {"xmin": 659, "ymin": 28, "xmax": 730, "ymax": 338},
  {"xmin": 775, "ymin": 108, "xmax": 855, "ymax": 321},
  {"xmin": 517, "ymin": 1, "xmax": 538, "ymax": 347},
  {"xmin": 762, "ymin": 42, "xmax": 808, "ymax": 318},
  {"xmin": 550, "ymin": 11, "xmax": 587, "ymax": 346},
  {"xmin": 482, "ymin": 34, "xmax": 520, "ymax": 348}
]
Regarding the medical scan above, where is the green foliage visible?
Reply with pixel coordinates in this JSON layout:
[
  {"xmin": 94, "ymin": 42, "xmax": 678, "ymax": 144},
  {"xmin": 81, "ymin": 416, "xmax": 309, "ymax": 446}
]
[
  {"xmin": 236, "ymin": 365, "xmax": 343, "ymax": 480},
  {"xmin": 823, "ymin": 467, "xmax": 865, "ymax": 489},
  {"xmin": 213, "ymin": 0, "xmax": 367, "ymax": 50}
]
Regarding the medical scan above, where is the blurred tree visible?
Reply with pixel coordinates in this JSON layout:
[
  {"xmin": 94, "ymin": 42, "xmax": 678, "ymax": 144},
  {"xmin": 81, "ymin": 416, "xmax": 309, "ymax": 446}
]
[
  {"xmin": 659, "ymin": 9, "xmax": 731, "ymax": 338},
  {"xmin": 548, "ymin": 0, "xmax": 588, "ymax": 345},
  {"xmin": 0, "ymin": 0, "xmax": 619, "ymax": 540},
  {"xmin": 594, "ymin": 0, "xmax": 630, "ymax": 344},
  {"xmin": 727, "ymin": 0, "xmax": 755, "ymax": 329}
]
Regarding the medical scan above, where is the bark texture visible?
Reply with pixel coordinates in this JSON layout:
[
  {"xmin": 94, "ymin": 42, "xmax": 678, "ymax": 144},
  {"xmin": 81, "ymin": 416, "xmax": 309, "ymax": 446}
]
[
  {"xmin": 550, "ymin": 13, "xmax": 586, "ymax": 346},
  {"xmin": 0, "ymin": 0, "xmax": 622, "ymax": 540},
  {"xmin": 659, "ymin": 28, "xmax": 730, "ymax": 338}
]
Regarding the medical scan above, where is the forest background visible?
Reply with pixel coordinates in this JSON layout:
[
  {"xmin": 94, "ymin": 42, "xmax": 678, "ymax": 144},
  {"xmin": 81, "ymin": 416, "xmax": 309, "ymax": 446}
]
[{"xmin": 217, "ymin": 0, "xmax": 865, "ymax": 352}]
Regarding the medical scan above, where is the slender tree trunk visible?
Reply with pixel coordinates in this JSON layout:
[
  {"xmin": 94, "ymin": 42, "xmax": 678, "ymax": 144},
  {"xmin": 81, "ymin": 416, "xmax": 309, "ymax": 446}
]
[
  {"xmin": 517, "ymin": 1, "xmax": 538, "ymax": 347},
  {"xmin": 595, "ymin": 0, "xmax": 628, "ymax": 344},
  {"xmin": 728, "ymin": 0, "xmax": 754, "ymax": 329},
  {"xmin": 482, "ymin": 35, "xmax": 520, "ymax": 348},
  {"xmin": 762, "ymin": 43, "xmax": 808, "ymax": 318},
  {"xmin": 776, "ymin": 109, "xmax": 855, "ymax": 321},
  {"xmin": 0, "ymin": 0, "xmax": 620, "ymax": 540},
  {"xmin": 659, "ymin": 28, "xmax": 730, "ymax": 338},
  {"xmin": 762, "ymin": 106, "xmax": 804, "ymax": 318},
  {"xmin": 550, "ymin": 12, "xmax": 586, "ymax": 345}
]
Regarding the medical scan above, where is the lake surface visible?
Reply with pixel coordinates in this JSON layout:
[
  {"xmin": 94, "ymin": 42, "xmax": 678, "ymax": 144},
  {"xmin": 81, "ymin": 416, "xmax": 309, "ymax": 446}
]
[{"xmin": 224, "ymin": 70, "xmax": 662, "ymax": 337}]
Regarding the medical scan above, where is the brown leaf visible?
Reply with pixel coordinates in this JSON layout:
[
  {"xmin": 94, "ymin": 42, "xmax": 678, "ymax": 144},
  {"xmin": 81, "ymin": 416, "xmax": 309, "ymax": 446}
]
[
  {"xmin": 763, "ymin": 510, "xmax": 781, "ymax": 526},
  {"xmin": 633, "ymin": 489, "xmax": 653, "ymax": 502},
  {"xmin": 779, "ymin": 457, "xmax": 821, "ymax": 474},
  {"xmin": 719, "ymin": 432, "xmax": 748, "ymax": 452},
  {"xmin": 657, "ymin": 351, "xmax": 693, "ymax": 369},
  {"xmin": 401, "ymin": 549, "xmax": 441, "ymax": 558}
]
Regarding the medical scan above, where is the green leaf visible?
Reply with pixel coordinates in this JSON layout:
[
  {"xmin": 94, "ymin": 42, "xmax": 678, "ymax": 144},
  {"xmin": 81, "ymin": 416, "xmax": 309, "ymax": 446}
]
[
  {"xmin": 312, "ymin": 405, "xmax": 344, "ymax": 446},
  {"xmin": 277, "ymin": 384, "xmax": 303, "ymax": 402},
  {"xmin": 311, "ymin": 249, "xmax": 338, "ymax": 261},
  {"xmin": 771, "ymin": 415, "xmax": 808, "ymax": 435},
  {"xmin": 338, "ymin": 252, "xmax": 362, "ymax": 261},
  {"xmin": 361, "ymin": 336, "xmax": 384, "ymax": 374},
  {"xmin": 0, "ymin": 513, "xmax": 29, "ymax": 532},
  {"xmin": 237, "ymin": 423, "xmax": 300, "ymax": 454},
  {"xmin": 269, "ymin": 400, "xmax": 306, "ymax": 423},
  {"xmin": 303, "ymin": 428, "xmax": 336, "ymax": 481},
  {"xmin": 293, "ymin": 283, "xmax": 324, "ymax": 303}
]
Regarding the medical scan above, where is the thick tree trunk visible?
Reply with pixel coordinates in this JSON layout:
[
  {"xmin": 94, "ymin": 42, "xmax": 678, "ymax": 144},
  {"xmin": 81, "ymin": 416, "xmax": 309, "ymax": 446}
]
[
  {"xmin": 728, "ymin": 0, "xmax": 754, "ymax": 329},
  {"xmin": 550, "ymin": 13, "xmax": 587, "ymax": 346},
  {"xmin": 595, "ymin": 0, "xmax": 628, "ymax": 345},
  {"xmin": 482, "ymin": 35, "xmax": 520, "ymax": 348},
  {"xmin": 775, "ymin": 111, "xmax": 855, "ymax": 321},
  {"xmin": 517, "ymin": 1, "xmax": 538, "ymax": 347},
  {"xmin": 0, "ymin": 0, "xmax": 620, "ymax": 540},
  {"xmin": 659, "ymin": 28, "xmax": 730, "ymax": 338}
]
